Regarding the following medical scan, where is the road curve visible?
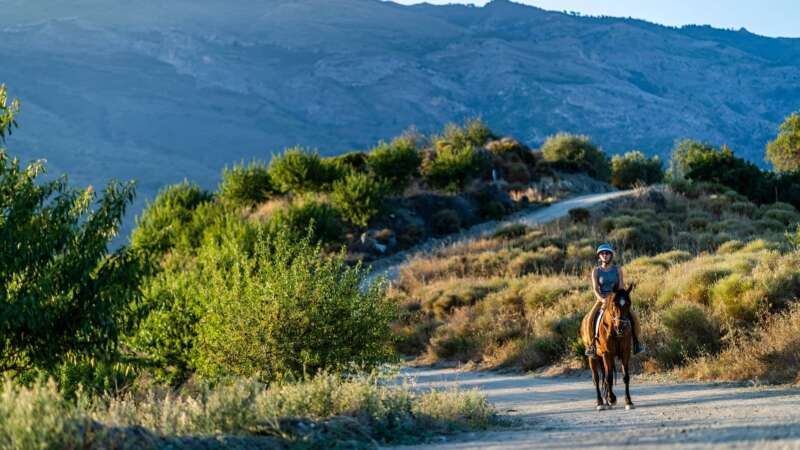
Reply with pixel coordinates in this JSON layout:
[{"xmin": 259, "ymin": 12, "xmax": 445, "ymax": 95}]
[
  {"xmin": 364, "ymin": 188, "xmax": 638, "ymax": 287},
  {"xmin": 385, "ymin": 367, "xmax": 800, "ymax": 450}
]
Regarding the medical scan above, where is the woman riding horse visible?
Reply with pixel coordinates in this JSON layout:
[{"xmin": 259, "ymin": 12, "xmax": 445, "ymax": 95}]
[{"xmin": 584, "ymin": 243, "xmax": 644, "ymax": 357}]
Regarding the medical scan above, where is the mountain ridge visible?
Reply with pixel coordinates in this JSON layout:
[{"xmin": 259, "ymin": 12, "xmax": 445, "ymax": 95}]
[{"xmin": 1, "ymin": 0, "xmax": 799, "ymax": 238}]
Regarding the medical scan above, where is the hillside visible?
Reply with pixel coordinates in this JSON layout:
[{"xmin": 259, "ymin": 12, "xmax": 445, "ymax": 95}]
[{"xmin": 2, "ymin": 0, "xmax": 800, "ymax": 235}]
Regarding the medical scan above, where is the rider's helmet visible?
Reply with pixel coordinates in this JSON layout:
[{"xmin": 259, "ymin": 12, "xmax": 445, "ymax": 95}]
[{"xmin": 596, "ymin": 243, "xmax": 615, "ymax": 256}]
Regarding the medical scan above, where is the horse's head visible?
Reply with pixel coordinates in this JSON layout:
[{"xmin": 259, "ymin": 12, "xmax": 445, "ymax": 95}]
[{"xmin": 606, "ymin": 283, "xmax": 635, "ymax": 338}]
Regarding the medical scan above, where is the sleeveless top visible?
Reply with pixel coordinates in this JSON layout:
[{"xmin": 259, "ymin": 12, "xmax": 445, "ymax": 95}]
[{"xmin": 596, "ymin": 265, "xmax": 619, "ymax": 296}]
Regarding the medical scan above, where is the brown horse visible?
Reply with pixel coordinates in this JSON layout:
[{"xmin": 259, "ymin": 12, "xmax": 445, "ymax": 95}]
[{"xmin": 581, "ymin": 284, "xmax": 635, "ymax": 411}]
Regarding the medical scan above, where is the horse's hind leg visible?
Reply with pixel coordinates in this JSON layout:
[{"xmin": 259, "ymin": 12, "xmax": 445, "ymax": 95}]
[{"xmin": 589, "ymin": 357, "xmax": 605, "ymax": 410}]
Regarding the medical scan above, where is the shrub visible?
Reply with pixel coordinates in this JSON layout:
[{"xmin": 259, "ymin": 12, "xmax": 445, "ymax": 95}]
[
  {"xmin": 540, "ymin": 133, "xmax": 610, "ymax": 181},
  {"xmin": 492, "ymin": 224, "xmax": 529, "ymax": 240},
  {"xmin": 367, "ymin": 136, "xmax": 421, "ymax": 193},
  {"xmin": 654, "ymin": 302, "xmax": 720, "ymax": 368},
  {"xmin": 0, "ymin": 151, "xmax": 139, "ymax": 376},
  {"xmin": 568, "ymin": 207, "xmax": 590, "ymax": 223},
  {"xmin": 218, "ymin": 160, "xmax": 272, "ymax": 207},
  {"xmin": 267, "ymin": 198, "xmax": 343, "ymax": 244},
  {"xmin": 422, "ymin": 143, "xmax": 482, "ymax": 192},
  {"xmin": 681, "ymin": 303, "xmax": 800, "ymax": 384},
  {"xmin": 431, "ymin": 209, "xmax": 462, "ymax": 235},
  {"xmin": 131, "ymin": 181, "xmax": 213, "ymax": 256},
  {"xmin": 608, "ymin": 226, "xmax": 662, "ymax": 253},
  {"xmin": 483, "ymin": 201, "xmax": 506, "ymax": 220},
  {"xmin": 268, "ymin": 147, "xmax": 341, "ymax": 193},
  {"xmin": 710, "ymin": 273, "xmax": 767, "ymax": 326},
  {"xmin": 194, "ymin": 229, "xmax": 397, "ymax": 381},
  {"xmin": 610, "ymin": 150, "xmax": 663, "ymax": 189},
  {"xmin": 331, "ymin": 171, "xmax": 387, "ymax": 228}
]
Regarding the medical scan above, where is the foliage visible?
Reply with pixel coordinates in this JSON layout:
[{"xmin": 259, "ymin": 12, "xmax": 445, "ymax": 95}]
[
  {"xmin": 0, "ymin": 151, "xmax": 139, "ymax": 376},
  {"xmin": 422, "ymin": 143, "xmax": 482, "ymax": 192},
  {"xmin": 266, "ymin": 197, "xmax": 343, "ymax": 244},
  {"xmin": 0, "ymin": 373, "xmax": 498, "ymax": 449},
  {"xmin": 193, "ymin": 229, "xmax": 397, "ymax": 381},
  {"xmin": 218, "ymin": 160, "xmax": 272, "ymax": 207},
  {"xmin": 610, "ymin": 150, "xmax": 663, "ymax": 188},
  {"xmin": 0, "ymin": 84, "xmax": 19, "ymax": 142},
  {"xmin": 766, "ymin": 112, "xmax": 800, "ymax": 173},
  {"xmin": 130, "ymin": 181, "xmax": 214, "ymax": 257},
  {"xmin": 431, "ymin": 209, "xmax": 462, "ymax": 235},
  {"xmin": 367, "ymin": 136, "xmax": 422, "ymax": 193},
  {"xmin": 540, "ymin": 133, "xmax": 610, "ymax": 181},
  {"xmin": 268, "ymin": 147, "xmax": 342, "ymax": 193},
  {"xmin": 331, "ymin": 171, "xmax": 387, "ymax": 228}
]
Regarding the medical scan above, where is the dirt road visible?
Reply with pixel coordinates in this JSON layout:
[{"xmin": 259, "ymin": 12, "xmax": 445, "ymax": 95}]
[
  {"xmin": 365, "ymin": 189, "xmax": 638, "ymax": 287},
  {"xmin": 385, "ymin": 367, "xmax": 800, "ymax": 449}
]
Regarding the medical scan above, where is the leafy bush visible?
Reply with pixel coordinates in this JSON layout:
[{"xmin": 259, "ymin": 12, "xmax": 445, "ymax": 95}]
[
  {"xmin": 367, "ymin": 136, "xmax": 421, "ymax": 193},
  {"xmin": 267, "ymin": 198, "xmax": 343, "ymax": 244},
  {"xmin": 540, "ymin": 133, "xmax": 610, "ymax": 181},
  {"xmin": 218, "ymin": 160, "xmax": 272, "ymax": 207},
  {"xmin": 483, "ymin": 201, "xmax": 506, "ymax": 220},
  {"xmin": 710, "ymin": 274, "xmax": 766, "ymax": 326},
  {"xmin": 431, "ymin": 209, "xmax": 462, "ymax": 235},
  {"xmin": 331, "ymin": 171, "xmax": 387, "ymax": 227},
  {"xmin": 610, "ymin": 150, "xmax": 663, "ymax": 188},
  {"xmin": 492, "ymin": 224, "xmax": 529, "ymax": 240},
  {"xmin": 0, "ymin": 150, "xmax": 140, "ymax": 376},
  {"xmin": 422, "ymin": 143, "xmax": 483, "ymax": 192},
  {"xmin": 193, "ymin": 229, "xmax": 397, "ymax": 381},
  {"xmin": 568, "ymin": 207, "xmax": 590, "ymax": 223},
  {"xmin": 131, "ymin": 181, "xmax": 214, "ymax": 256},
  {"xmin": 268, "ymin": 147, "xmax": 342, "ymax": 193},
  {"xmin": 654, "ymin": 302, "xmax": 720, "ymax": 368}
]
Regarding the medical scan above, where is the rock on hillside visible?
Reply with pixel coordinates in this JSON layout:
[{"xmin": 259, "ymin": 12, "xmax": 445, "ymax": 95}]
[{"xmin": 1, "ymin": 0, "xmax": 799, "ymax": 237}]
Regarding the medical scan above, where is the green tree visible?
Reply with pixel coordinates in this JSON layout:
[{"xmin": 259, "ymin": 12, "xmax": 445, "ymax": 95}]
[
  {"xmin": 766, "ymin": 112, "xmax": 800, "ymax": 173},
  {"xmin": 218, "ymin": 160, "xmax": 272, "ymax": 207},
  {"xmin": 540, "ymin": 133, "xmax": 611, "ymax": 181},
  {"xmin": 130, "ymin": 181, "xmax": 214, "ymax": 257},
  {"xmin": 267, "ymin": 198, "xmax": 343, "ymax": 244},
  {"xmin": 268, "ymin": 147, "xmax": 343, "ymax": 193},
  {"xmin": 193, "ymin": 229, "xmax": 396, "ymax": 381},
  {"xmin": 0, "ymin": 84, "xmax": 19, "ymax": 141},
  {"xmin": 331, "ymin": 172, "xmax": 387, "ymax": 228},
  {"xmin": 610, "ymin": 150, "xmax": 664, "ymax": 188},
  {"xmin": 0, "ymin": 111, "xmax": 139, "ymax": 374},
  {"xmin": 367, "ymin": 136, "xmax": 421, "ymax": 193}
]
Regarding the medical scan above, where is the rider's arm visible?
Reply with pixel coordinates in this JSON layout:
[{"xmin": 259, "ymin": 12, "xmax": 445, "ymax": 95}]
[
  {"xmin": 617, "ymin": 266, "xmax": 625, "ymax": 291},
  {"xmin": 590, "ymin": 268, "xmax": 604, "ymax": 302}
]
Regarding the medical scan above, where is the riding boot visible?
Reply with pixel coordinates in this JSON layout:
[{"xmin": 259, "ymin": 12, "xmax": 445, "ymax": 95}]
[{"xmin": 631, "ymin": 310, "xmax": 645, "ymax": 354}]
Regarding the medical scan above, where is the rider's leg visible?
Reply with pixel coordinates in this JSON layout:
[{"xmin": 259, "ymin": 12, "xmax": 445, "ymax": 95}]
[
  {"xmin": 631, "ymin": 310, "xmax": 645, "ymax": 354},
  {"xmin": 585, "ymin": 300, "xmax": 603, "ymax": 356}
]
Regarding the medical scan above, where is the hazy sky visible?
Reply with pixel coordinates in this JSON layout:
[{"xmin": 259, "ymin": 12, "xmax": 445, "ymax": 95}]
[{"xmin": 388, "ymin": 0, "xmax": 800, "ymax": 38}]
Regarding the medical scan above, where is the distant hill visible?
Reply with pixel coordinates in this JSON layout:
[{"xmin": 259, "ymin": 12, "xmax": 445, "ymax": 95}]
[{"xmin": 1, "ymin": 0, "xmax": 799, "ymax": 238}]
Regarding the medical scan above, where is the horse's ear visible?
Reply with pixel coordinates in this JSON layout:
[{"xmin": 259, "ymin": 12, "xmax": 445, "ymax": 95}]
[{"xmin": 626, "ymin": 283, "xmax": 636, "ymax": 294}]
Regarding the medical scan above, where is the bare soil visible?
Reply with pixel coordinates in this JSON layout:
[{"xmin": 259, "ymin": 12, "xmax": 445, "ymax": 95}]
[{"xmin": 386, "ymin": 367, "xmax": 800, "ymax": 449}]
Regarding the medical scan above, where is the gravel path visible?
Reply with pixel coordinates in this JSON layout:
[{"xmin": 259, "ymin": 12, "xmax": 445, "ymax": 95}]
[
  {"xmin": 385, "ymin": 367, "xmax": 800, "ymax": 450},
  {"xmin": 364, "ymin": 189, "xmax": 638, "ymax": 287}
]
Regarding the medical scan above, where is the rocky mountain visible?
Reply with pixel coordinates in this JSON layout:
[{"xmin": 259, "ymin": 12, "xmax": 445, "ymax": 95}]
[{"xmin": 1, "ymin": 0, "xmax": 799, "ymax": 238}]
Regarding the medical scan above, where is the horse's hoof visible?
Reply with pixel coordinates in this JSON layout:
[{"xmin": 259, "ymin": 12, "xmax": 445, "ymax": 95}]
[
  {"xmin": 606, "ymin": 404, "xmax": 613, "ymax": 410},
  {"xmin": 625, "ymin": 404, "xmax": 635, "ymax": 410},
  {"xmin": 596, "ymin": 405, "xmax": 607, "ymax": 411}
]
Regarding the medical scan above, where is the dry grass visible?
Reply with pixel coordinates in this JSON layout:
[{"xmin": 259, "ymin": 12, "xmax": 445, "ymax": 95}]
[
  {"xmin": 0, "ymin": 373, "xmax": 499, "ymax": 449},
  {"xmin": 390, "ymin": 187, "xmax": 800, "ymax": 379}
]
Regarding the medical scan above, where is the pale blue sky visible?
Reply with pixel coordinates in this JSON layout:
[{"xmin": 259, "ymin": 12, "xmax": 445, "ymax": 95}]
[{"xmin": 388, "ymin": 0, "xmax": 799, "ymax": 38}]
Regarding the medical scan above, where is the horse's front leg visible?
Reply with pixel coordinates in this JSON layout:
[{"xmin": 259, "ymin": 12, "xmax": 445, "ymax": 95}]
[
  {"xmin": 622, "ymin": 352, "xmax": 634, "ymax": 409},
  {"xmin": 589, "ymin": 357, "xmax": 605, "ymax": 410},
  {"xmin": 603, "ymin": 355, "xmax": 616, "ymax": 406}
]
